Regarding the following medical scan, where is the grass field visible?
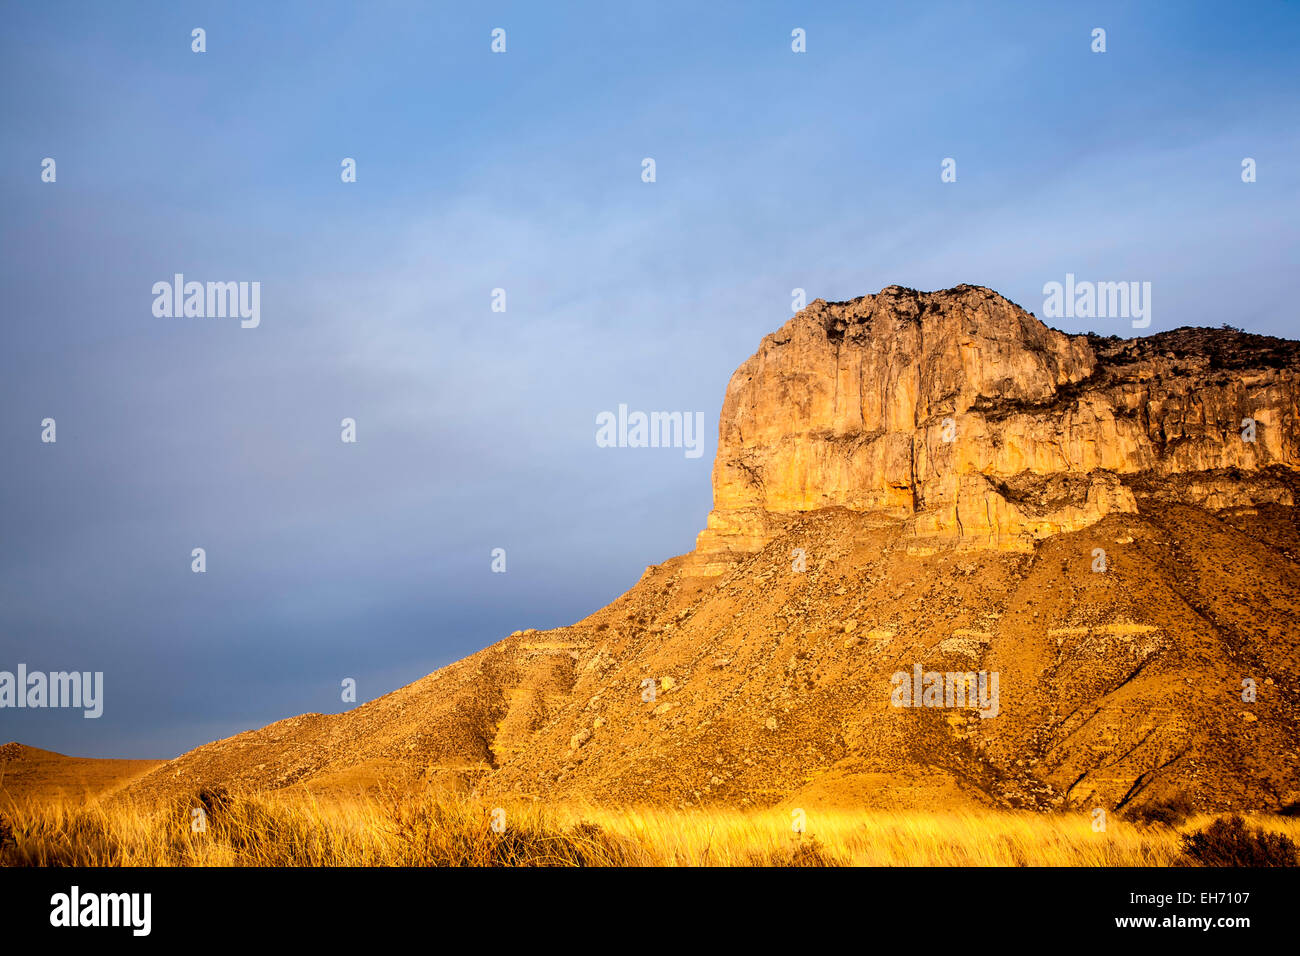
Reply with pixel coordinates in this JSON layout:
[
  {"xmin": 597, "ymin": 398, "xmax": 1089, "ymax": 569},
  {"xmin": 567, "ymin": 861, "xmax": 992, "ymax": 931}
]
[{"xmin": 4, "ymin": 787, "xmax": 1298, "ymax": 866}]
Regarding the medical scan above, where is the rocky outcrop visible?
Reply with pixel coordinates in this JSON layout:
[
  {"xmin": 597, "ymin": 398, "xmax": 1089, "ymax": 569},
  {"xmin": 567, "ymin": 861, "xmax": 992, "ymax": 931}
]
[{"xmin": 692, "ymin": 285, "xmax": 1300, "ymax": 572}]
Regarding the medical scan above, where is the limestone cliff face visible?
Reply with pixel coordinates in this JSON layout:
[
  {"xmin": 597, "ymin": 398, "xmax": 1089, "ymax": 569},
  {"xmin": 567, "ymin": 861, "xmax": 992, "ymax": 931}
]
[{"xmin": 694, "ymin": 285, "xmax": 1300, "ymax": 571}]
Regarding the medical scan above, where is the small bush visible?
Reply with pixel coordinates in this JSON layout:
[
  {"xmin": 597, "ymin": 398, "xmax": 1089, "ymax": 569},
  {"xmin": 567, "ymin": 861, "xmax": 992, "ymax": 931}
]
[
  {"xmin": 1123, "ymin": 792, "xmax": 1196, "ymax": 827},
  {"xmin": 195, "ymin": 786, "xmax": 234, "ymax": 821},
  {"xmin": 1180, "ymin": 815, "xmax": 1299, "ymax": 867},
  {"xmin": 0, "ymin": 812, "xmax": 16, "ymax": 860}
]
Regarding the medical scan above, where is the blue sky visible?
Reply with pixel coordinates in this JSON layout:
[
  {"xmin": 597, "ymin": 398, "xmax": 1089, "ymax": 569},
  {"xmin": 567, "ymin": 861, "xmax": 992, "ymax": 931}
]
[{"xmin": 1, "ymin": 1, "xmax": 1297, "ymax": 757}]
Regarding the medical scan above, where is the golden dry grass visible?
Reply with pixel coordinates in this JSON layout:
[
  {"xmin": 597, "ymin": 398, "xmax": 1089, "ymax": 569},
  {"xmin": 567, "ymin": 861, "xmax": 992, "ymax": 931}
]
[{"xmin": 3, "ymin": 789, "xmax": 1298, "ymax": 867}]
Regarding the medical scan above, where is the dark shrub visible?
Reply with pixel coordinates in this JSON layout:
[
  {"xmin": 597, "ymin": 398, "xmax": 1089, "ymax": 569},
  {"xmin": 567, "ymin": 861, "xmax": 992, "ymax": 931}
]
[
  {"xmin": 1123, "ymin": 792, "xmax": 1196, "ymax": 827},
  {"xmin": 1180, "ymin": 815, "xmax": 1298, "ymax": 867},
  {"xmin": 195, "ymin": 786, "xmax": 233, "ymax": 819}
]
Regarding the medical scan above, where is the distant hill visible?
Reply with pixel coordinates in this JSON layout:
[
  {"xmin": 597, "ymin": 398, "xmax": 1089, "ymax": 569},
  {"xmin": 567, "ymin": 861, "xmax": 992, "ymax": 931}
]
[{"xmin": 0, "ymin": 742, "xmax": 162, "ymax": 804}]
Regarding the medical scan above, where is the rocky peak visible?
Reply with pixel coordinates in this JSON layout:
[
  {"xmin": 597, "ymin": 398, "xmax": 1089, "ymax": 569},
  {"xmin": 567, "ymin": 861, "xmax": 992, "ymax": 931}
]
[{"xmin": 691, "ymin": 285, "xmax": 1299, "ymax": 573}]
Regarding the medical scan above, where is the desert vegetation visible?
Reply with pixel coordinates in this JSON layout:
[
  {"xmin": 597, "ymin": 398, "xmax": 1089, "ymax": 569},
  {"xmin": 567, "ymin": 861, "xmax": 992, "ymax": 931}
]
[{"xmin": 2, "ymin": 788, "xmax": 1297, "ymax": 867}]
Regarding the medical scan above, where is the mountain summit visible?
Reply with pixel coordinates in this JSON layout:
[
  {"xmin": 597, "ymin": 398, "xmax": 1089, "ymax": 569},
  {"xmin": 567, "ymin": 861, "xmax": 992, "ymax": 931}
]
[
  {"xmin": 117, "ymin": 286, "xmax": 1300, "ymax": 815},
  {"xmin": 694, "ymin": 284, "xmax": 1298, "ymax": 572}
]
